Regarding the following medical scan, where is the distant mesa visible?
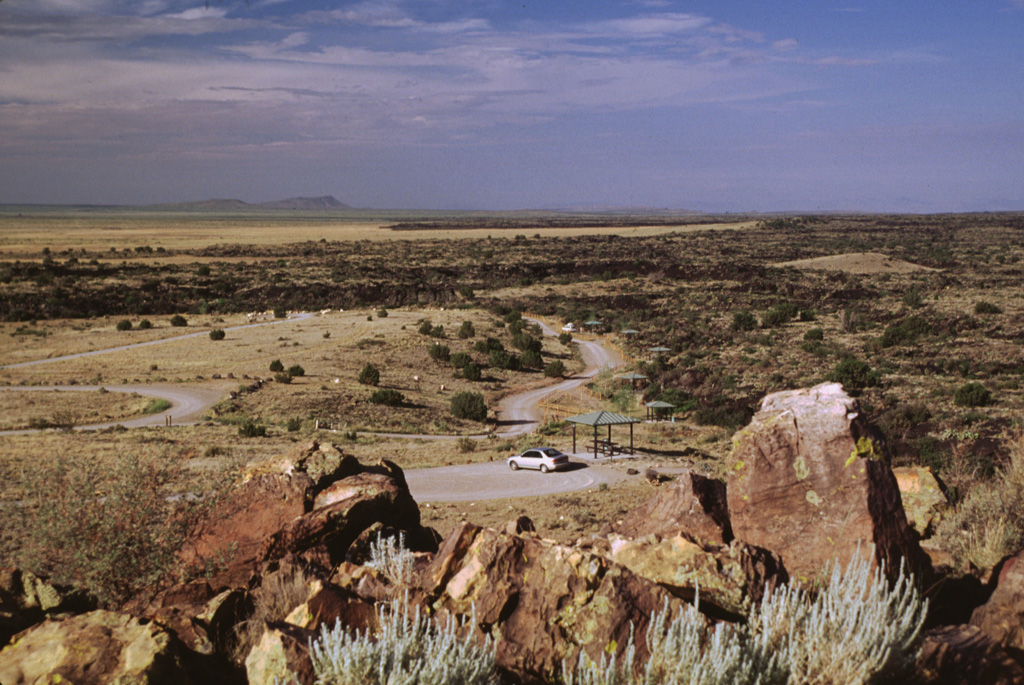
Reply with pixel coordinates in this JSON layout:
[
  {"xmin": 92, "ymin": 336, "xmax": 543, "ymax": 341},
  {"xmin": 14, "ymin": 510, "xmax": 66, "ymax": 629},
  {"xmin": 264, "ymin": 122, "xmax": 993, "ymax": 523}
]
[{"xmin": 152, "ymin": 195, "xmax": 352, "ymax": 211}]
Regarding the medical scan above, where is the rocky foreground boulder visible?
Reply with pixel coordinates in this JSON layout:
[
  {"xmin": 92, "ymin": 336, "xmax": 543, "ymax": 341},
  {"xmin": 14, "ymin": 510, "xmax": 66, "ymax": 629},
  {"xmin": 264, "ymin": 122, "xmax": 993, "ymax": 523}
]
[
  {"xmin": 414, "ymin": 522, "xmax": 687, "ymax": 683},
  {"xmin": 971, "ymin": 550, "xmax": 1024, "ymax": 654},
  {"xmin": 727, "ymin": 382, "xmax": 930, "ymax": 583},
  {"xmin": 607, "ymin": 469, "xmax": 732, "ymax": 545}
]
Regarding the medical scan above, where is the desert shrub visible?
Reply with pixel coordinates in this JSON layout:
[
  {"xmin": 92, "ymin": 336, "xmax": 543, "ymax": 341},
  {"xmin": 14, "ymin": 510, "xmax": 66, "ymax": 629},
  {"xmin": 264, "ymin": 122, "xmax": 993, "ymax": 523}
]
[
  {"xmin": 287, "ymin": 364, "xmax": 305, "ymax": 377},
  {"xmin": 286, "ymin": 417, "xmax": 302, "ymax": 432},
  {"xmin": 116, "ymin": 319, "xmax": 132, "ymax": 331},
  {"xmin": 731, "ymin": 310, "xmax": 758, "ymax": 332},
  {"xmin": 761, "ymin": 302, "xmax": 798, "ymax": 328},
  {"xmin": 233, "ymin": 566, "xmax": 310, "ymax": 664},
  {"xmin": 881, "ymin": 315, "xmax": 932, "ymax": 347},
  {"xmin": 803, "ymin": 327, "xmax": 824, "ymax": 342},
  {"xmin": 902, "ymin": 287, "xmax": 923, "ymax": 309},
  {"xmin": 310, "ymin": 596, "xmax": 496, "ymax": 685},
  {"xmin": 827, "ymin": 358, "xmax": 880, "ymax": 392},
  {"xmin": 565, "ymin": 551, "xmax": 926, "ymax": 685},
  {"xmin": 457, "ymin": 436, "xmax": 477, "ymax": 453},
  {"xmin": 522, "ymin": 349, "xmax": 543, "ymax": 369},
  {"xmin": 503, "ymin": 310, "xmax": 522, "ymax": 324},
  {"xmin": 138, "ymin": 319, "xmax": 153, "ymax": 330},
  {"xmin": 367, "ymin": 532, "xmax": 416, "ymax": 586},
  {"xmin": 209, "ymin": 328, "xmax": 225, "ymax": 341},
  {"xmin": 269, "ymin": 359, "xmax": 285, "ymax": 372},
  {"xmin": 17, "ymin": 453, "xmax": 214, "ymax": 608},
  {"xmin": 428, "ymin": 343, "xmax": 451, "ymax": 363},
  {"xmin": 974, "ymin": 300, "xmax": 1002, "ymax": 315},
  {"xmin": 418, "ymin": 320, "xmax": 434, "ymax": 335},
  {"xmin": 274, "ymin": 307, "xmax": 287, "ymax": 319},
  {"xmin": 458, "ymin": 320, "xmax": 476, "ymax": 339},
  {"xmin": 937, "ymin": 431, "xmax": 1024, "ymax": 571},
  {"xmin": 430, "ymin": 325, "xmax": 446, "ymax": 339},
  {"xmin": 197, "ymin": 264, "xmax": 211, "ymax": 277},
  {"xmin": 489, "ymin": 348, "xmax": 521, "ymax": 371},
  {"xmin": 143, "ymin": 398, "xmax": 171, "ymax": 415},
  {"xmin": 451, "ymin": 391, "xmax": 488, "ymax": 422},
  {"xmin": 798, "ymin": 309, "xmax": 816, "ymax": 322},
  {"xmin": 370, "ymin": 389, "xmax": 405, "ymax": 406},
  {"xmin": 274, "ymin": 372, "xmax": 292, "ymax": 384},
  {"xmin": 954, "ymin": 382, "xmax": 992, "ymax": 407},
  {"xmin": 239, "ymin": 420, "xmax": 267, "ymax": 437},
  {"xmin": 376, "ymin": 308, "xmax": 389, "ymax": 318},
  {"xmin": 508, "ymin": 319, "xmax": 525, "ymax": 335},
  {"xmin": 544, "ymin": 360, "xmax": 566, "ymax": 378},
  {"xmin": 474, "ymin": 337, "xmax": 504, "ymax": 354},
  {"xmin": 463, "ymin": 363, "xmax": 482, "ymax": 381},
  {"xmin": 169, "ymin": 314, "xmax": 188, "ymax": 327},
  {"xmin": 358, "ymin": 363, "xmax": 381, "ymax": 386},
  {"xmin": 450, "ymin": 352, "xmax": 472, "ymax": 369},
  {"xmin": 693, "ymin": 403, "xmax": 750, "ymax": 431},
  {"xmin": 558, "ymin": 332, "xmax": 573, "ymax": 345},
  {"xmin": 512, "ymin": 332, "xmax": 542, "ymax": 353}
]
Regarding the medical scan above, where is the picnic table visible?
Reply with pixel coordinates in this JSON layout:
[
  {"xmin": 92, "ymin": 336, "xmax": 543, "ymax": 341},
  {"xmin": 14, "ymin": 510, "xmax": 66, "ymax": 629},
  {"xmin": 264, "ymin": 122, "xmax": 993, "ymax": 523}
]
[{"xmin": 593, "ymin": 439, "xmax": 620, "ymax": 457}]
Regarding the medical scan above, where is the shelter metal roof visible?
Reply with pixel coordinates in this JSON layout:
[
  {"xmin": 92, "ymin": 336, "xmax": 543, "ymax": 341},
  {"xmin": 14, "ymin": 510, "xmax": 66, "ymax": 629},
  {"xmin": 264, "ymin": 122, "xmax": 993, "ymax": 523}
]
[
  {"xmin": 648, "ymin": 346, "xmax": 671, "ymax": 353},
  {"xmin": 614, "ymin": 372, "xmax": 648, "ymax": 380},
  {"xmin": 565, "ymin": 410, "xmax": 641, "ymax": 426},
  {"xmin": 621, "ymin": 329, "xmax": 640, "ymax": 335},
  {"xmin": 645, "ymin": 400, "xmax": 675, "ymax": 409},
  {"xmin": 584, "ymin": 320, "xmax": 603, "ymax": 326}
]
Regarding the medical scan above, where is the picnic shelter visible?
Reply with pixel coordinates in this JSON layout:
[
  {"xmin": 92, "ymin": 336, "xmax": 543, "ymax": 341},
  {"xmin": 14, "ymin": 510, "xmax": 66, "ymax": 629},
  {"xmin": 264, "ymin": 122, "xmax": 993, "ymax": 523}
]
[{"xmin": 566, "ymin": 410, "xmax": 641, "ymax": 458}]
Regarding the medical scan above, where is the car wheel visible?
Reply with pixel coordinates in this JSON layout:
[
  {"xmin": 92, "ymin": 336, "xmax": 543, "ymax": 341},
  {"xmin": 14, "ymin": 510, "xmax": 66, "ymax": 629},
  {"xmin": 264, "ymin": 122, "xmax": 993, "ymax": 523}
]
[
  {"xmin": 540, "ymin": 464, "xmax": 549, "ymax": 474},
  {"xmin": 509, "ymin": 461, "xmax": 519, "ymax": 471}
]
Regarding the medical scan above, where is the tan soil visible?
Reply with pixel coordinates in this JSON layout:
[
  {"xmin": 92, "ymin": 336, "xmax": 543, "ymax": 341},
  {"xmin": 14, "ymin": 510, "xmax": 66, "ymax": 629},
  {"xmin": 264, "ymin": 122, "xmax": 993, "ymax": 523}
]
[{"xmin": 774, "ymin": 252, "xmax": 939, "ymax": 274}]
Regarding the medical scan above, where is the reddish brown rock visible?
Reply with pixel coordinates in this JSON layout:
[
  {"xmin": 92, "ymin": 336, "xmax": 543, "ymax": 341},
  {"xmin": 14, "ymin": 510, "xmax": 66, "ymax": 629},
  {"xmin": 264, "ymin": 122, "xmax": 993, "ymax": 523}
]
[
  {"xmin": 915, "ymin": 624, "xmax": 1024, "ymax": 684},
  {"xmin": 0, "ymin": 610, "xmax": 193, "ymax": 684},
  {"xmin": 971, "ymin": 551, "xmax": 1024, "ymax": 652},
  {"xmin": 417, "ymin": 523, "xmax": 687, "ymax": 683},
  {"xmin": 609, "ymin": 469, "xmax": 732, "ymax": 544},
  {"xmin": 894, "ymin": 465, "xmax": 949, "ymax": 538},
  {"xmin": 185, "ymin": 472, "xmax": 314, "ymax": 588},
  {"xmin": 283, "ymin": 579, "xmax": 377, "ymax": 633},
  {"xmin": 727, "ymin": 383, "xmax": 928, "ymax": 583},
  {"xmin": 261, "ymin": 471, "xmax": 421, "ymax": 568}
]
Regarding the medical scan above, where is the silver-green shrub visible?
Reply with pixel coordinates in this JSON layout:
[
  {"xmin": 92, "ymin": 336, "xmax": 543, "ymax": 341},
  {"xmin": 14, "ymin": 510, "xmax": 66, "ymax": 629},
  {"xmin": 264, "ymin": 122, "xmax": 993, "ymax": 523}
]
[
  {"xmin": 366, "ymin": 531, "xmax": 415, "ymax": 586},
  {"xmin": 309, "ymin": 595, "xmax": 497, "ymax": 685},
  {"xmin": 564, "ymin": 550, "xmax": 926, "ymax": 685}
]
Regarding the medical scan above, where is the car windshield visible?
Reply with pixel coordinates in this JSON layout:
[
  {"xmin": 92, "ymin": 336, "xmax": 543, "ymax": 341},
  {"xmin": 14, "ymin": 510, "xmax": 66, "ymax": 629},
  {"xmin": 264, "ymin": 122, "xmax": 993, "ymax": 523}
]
[{"xmin": 539, "ymin": 448, "xmax": 562, "ymax": 457}]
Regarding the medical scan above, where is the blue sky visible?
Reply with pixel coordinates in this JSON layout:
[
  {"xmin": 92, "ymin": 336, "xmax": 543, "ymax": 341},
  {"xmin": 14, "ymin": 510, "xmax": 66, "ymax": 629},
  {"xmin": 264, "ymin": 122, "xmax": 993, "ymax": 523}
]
[{"xmin": 1, "ymin": 1, "xmax": 1022, "ymax": 212}]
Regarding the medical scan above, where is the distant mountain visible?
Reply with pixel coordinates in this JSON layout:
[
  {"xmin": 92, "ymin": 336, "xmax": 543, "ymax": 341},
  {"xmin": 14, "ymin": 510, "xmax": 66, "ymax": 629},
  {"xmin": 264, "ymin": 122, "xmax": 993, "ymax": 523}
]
[
  {"xmin": 257, "ymin": 196, "xmax": 351, "ymax": 210},
  {"xmin": 144, "ymin": 195, "xmax": 352, "ymax": 211}
]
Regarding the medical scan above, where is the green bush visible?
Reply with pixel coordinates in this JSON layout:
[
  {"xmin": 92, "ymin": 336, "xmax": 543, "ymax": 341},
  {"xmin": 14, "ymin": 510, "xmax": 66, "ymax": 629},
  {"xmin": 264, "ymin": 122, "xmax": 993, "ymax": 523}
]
[
  {"xmin": 376, "ymin": 308, "xmax": 389, "ymax": 318},
  {"xmin": 450, "ymin": 352, "xmax": 472, "ymax": 369},
  {"xmin": 369, "ymin": 388, "xmax": 405, "ymax": 407},
  {"xmin": 287, "ymin": 364, "xmax": 305, "ymax": 377},
  {"xmin": 169, "ymin": 314, "xmax": 188, "ymax": 327},
  {"xmin": 458, "ymin": 320, "xmax": 476, "ymax": 339},
  {"xmin": 197, "ymin": 265, "xmax": 211, "ymax": 277},
  {"xmin": 209, "ymin": 329, "xmax": 226, "ymax": 341},
  {"xmin": 429, "ymin": 325, "xmax": 446, "ymax": 338},
  {"xmin": 274, "ymin": 307, "xmax": 287, "ymax": 319},
  {"xmin": 239, "ymin": 420, "xmax": 268, "ymax": 437},
  {"xmin": 881, "ymin": 315, "xmax": 932, "ymax": 347},
  {"xmin": 428, "ymin": 343, "xmax": 451, "ymax": 363},
  {"xmin": 269, "ymin": 359, "xmax": 284, "ymax": 373},
  {"xmin": 274, "ymin": 372, "xmax": 293, "ymax": 384},
  {"xmin": 489, "ymin": 348, "xmax": 521, "ymax": 371},
  {"xmin": 954, "ymin": 382, "xmax": 992, "ymax": 407},
  {"xmin": 731, "ymin": 310, "xmax": 757, "ymax": 332},
  {"xmin": 116, "ymin": 319, "xmax": 132, "ymax": 331},
  {"xmin": 543, "ymin": 360, "xmax": 566, "ymax": 378},
  {"xmin": 803, "ymin": 327, "xmax": 824, "ymax": 342},
  {"xmin": 138, "ymin": 319, "xmax": 153, "ymax": 330},
  {"xmin": 902, "ymin": 287, "xmax": 923, "ymax": 308},
  {"xmin": 450, "ymin": 391, "xmax": 488, "ymax": 422},
  {"xmin": 286, "ymin": 417, "xmax": 302, "ymax": 432},
  {"xmin": 358, "ymin": 363, "xmax": 381, "ymax": 386},
  {"xmin": 558, "ymin": 332, "xmax": 573, "ymax": 345},
  {"xmin": 474, "ymin": 337, "xmax": 504, "ymax": 354},
  {"xmin": 503, "ymin": 310, "xmax": 522, "ymax": 324},
  {"xmin": 522, "ymin": 349, "xmax": 543, "ymax": 369},
  {"xmin": 975, "ymin": 301, "xmax": 1002, "ymax": 315},
  {"xmin": 827, "ymin": 358, "xmax": 880, "ymax": 392},
  {"xmin": 418, "ymin": 320, "xmax": 434, "ymax": 335},
  {"xmin": 761, "ymin": 302, "xmax": 798, "ymax": 328},
  {"xmin": 512, "ymin": 332, "xmax": 541, "ymax": 353},
  {"xmin": 463, "ymin": 363, "xmax": 482, "ymax": 381}
]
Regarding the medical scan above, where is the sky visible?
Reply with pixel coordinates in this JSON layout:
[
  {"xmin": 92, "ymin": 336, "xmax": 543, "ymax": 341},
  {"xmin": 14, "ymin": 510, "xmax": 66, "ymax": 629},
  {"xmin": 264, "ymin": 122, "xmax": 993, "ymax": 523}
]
[{"xmin": 1, "ymin": 1, "xmax": 1022, "ymax": 212}]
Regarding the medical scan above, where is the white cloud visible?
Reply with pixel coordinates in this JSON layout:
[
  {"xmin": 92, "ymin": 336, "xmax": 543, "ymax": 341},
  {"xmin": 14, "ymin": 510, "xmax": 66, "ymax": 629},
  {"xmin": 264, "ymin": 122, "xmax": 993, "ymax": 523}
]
[{"xmin": 164, "ymin": 7, "xmax": 230, "ymax": 20}]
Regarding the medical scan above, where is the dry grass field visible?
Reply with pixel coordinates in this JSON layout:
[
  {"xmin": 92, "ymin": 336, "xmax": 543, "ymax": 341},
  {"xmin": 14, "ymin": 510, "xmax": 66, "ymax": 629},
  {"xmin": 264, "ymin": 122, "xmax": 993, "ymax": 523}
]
[{"xmin": 0, "ymin": 388, "xmax": 153, "ymax": 431}]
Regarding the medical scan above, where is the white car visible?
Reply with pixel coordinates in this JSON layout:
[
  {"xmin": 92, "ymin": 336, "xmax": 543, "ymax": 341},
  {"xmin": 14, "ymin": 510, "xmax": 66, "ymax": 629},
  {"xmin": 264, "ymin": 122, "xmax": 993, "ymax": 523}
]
[
  {"xmin": 561, "ymin": 323, "xmax": 576, "ymax": 332},
  {"xmin": 507, "ymin": 447, "xmax": 570, "ymax": 473}
]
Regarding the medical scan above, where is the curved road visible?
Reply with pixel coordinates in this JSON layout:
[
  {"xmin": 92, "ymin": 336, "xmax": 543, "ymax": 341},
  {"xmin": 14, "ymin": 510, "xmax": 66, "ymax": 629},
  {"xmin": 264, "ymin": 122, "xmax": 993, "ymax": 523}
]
[{"xmin": 1, "ymin": 315, "xmax": 631, "ymax": 501}]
